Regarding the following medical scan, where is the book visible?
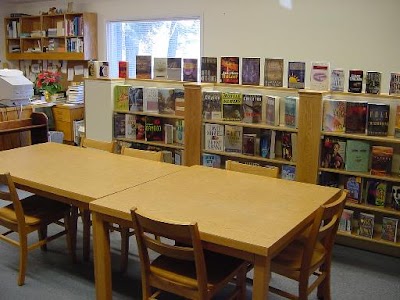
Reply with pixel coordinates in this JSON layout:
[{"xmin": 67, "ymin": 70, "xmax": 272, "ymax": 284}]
[
  {"xmin": 242, "ymin": 133, "xmax": 257, "ymax": 156},
  {"xmin": 145, "ymin": 116, "xmax": 163, "ymax": 142},
  {"xmin": 381, "ymin": 217, "xmax": 398, "ymax": 242},
  {"xmin": 224, "ymin": 125, "xmax": 243, "ymax": 153},
  {"xmin": 204, "ymin": 123, "xmax": 224, "ymax": 151},
  {"xmin": 310, "ymin": 62, "xmax": 330, "ymax": 91},
  {"xmin": 358, "ymin": 212, "xmax": 375, "ymax": 238},
  {"xmin": 202, "ymin": 91, "xmax": 222, "ymax": 120},
  {"xmin": 287, "ymin": 61, "xmax": 306, "ymax": 89},
  {"xmin": 182, "ymin": 58, "xmax": 198, "ymax": 82},
  {"xmin": 345, "ymin": 101, "xmax": 367, "ymax": 134},
  {"xmin": 118, "ymin": 61, "xmax": 129, "ymax": 79},
  {"xmin": 174, "ymin": 120, "xmax": 185, "ymax": 145},
  {"xmin": 370, "ymin": 146, "xmax": 393, "ymax": 176},
  {"xmin": 113, "ymin": 113, "xmax": 125, "ymax": 138},
  {"xmin": 167, "ymin": 57, "xmax": 182, "ymax": 81},
  {"xmin": 174, "ymin": 150, "xmax": 184, "ymax": 165},
  {"xmin": 202, "ymin": 153, "xmax": 222, "ymax": 168},
  {"xmin": 344, "ymin": 176, "xmax": 363, "ymax": 203},
  {"xmin": 389, "ymin": 72, "xmax": 400, "ymax": 95},
  {"xmin": 322, "ymin": 99, "xmax": 346, "ymax": 132},
  {"xmin": 392, "ymin": 185, "xmax": 400, "ymax": 211},
  {"xmin": 282, "ymin": 132, "xmax": 293, "ymax": 161},
  {"xmin": 164, "ymin": 124, "xmax": 174, "ymax": 144},
  {"xmin": 366, "ymin": 103, "xmax": 389, "ymax": 136},
  {"xmin": 128, "ymin": 87, "xmax": 143, "ymax": 112},
  {"xmin": 136, "ymin": 55, "xmax": 152, "ymax": 79},
  {"xmin": 264, "ymin": 58, "xmax": 284, "ymax": 87},
  {"xmin": 220, "ymin": 56, "xmax": 239, "ymax": 84},
  {"xmin": 320, "ymin": 137, "xmax": 346, "ymax": 169},
  {"xmin": 158, "ymin": 88, "xmax": 175, "ymax": 115},
  {"xmin": 339, "ymin": 209, "xmax": 354, "ymax": 233},
  {"xmin": 330, "ymin": 68, "xmax": 345, "ymax": 92},
  {"xmin": 345, "ymin": 140, "xmax": 370, "ymax": 172},
  {"xmin": 284, "ymin": 96, "xmax": 299, "ymax": 128},
  {"xmin": 366, "ymin": 179, "xmax": 387, "ymax": 206},
  {"xmin": 174, "ymin": 89, "xmax": 185, "ymax": 117},
  {"xmin": 281, "ymin": 165, "xmax": 296, "ymax": 181},
  {"xmin": 135, "ymin": 115, "xmax": 146, "ymax": 140},
  {"xmin": 114, "ymin": 84, "xmax": 131, "ymax": 111},
  {"xmin": 143, "ymin": 87, "xmax": 159, "ymax": 113},
  {"xmin": 98, "ymin": 61, "xmax": 110, "ymax": 78},
  {"xmin": 241, "ymin": 57, "xmax": 260, "ymax": 85},
  {"xmin": 153, "ymin": 57, "xmax": 167, "ymax": 79},
  {"xmin": 265, "ymin": 95, "xmax": 280, "ymax": 126},
  {"xmin": 348, "ymin": 69, "xmax": 363, "ymax": 93},
  {"xmin": 222, "ymin": 92, "xmax": 243, "ymax": 121},
  {"xmin": 125, "ymin": 114, "xmax": 136, "ymax": 140},
  {"xmin": 365, "ymin": 71, "xmax": 381, "ymax": 94},
  {"xmin": 395, "ymin": 105, "xmax": 400, "ymax": 138},
  {"xmin": 242, "ymin": 93, "xmax": 262, "ymax": 123},
  {"xmin": 260, "ymin": 130, "xmax": 276, "ymax": 159},
  {"xmin": 319, "ymin": 172, "xmax": 340, "ymax": 187},
  {"xmin": 200, "ymin": 57, "xmax": 217, "ymax": 83}
]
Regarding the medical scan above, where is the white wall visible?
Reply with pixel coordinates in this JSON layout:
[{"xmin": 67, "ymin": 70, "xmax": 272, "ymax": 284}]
[{"xmin": 2, "ymin": 0, "xmax": 400, "ymax": 92}]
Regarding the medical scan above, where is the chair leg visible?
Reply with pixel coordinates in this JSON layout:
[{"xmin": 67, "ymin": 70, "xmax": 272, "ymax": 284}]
[
  {"xmin": 317, "ymin": 264, "xmax": 331, "ymax": 300},
  {"xmin": 82, "ymin": 209, "xmax": 91, "ymax": 261},
  {"xmin": 18, "ymin": 233, "xmax": 28, "ymax": 286},
  {"xmin": 236, "ymin": 265, "xmax": 247, "ymax": 300},
  {"xmin": 298, "ymin": 273, "xmax": 310, "ymax": 300},
  {"xmin": 120, "ymin": 226, "xmax": 129, "ymax": 273},
  {"xmin": 38, "ymin": 225, "xmax": 48, "ymax": 251}
]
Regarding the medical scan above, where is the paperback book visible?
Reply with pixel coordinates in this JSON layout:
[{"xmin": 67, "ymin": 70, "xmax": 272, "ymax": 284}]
[
  {"xmin": 319, "ymin": 172, "xmax": 340, "ymax": 187},
  {"xmin": 281, "ymin": 132, "xmax": 293, "ymax": 161},
  {"xmin": 242, "ymin": 133, "xmax": 257, "ymax": 156},
  {"xmin": 241, "ymin": 57, "xmax": 260, "ymax": 85},
  {"xmin": 202, "ymin": 91, "xmax": 222, "ymax": 120},
  {"xmin": 358, "ymin": 212, "xmax": 375, "ymax": 238},
  {"xmin": 367, "ymin": 103, "xmax": 389, "ymax": 136},
  {"xmin": 345, "ymin": 139, "xmax": 370, "ymax": 172},
  {"xmin": 118, "ymin": 61, "xmax": 129, "ymax": 79},
  {"xmin": 265, "ymin": 95, "xmax": 280, "ymax": 126},
  {"xmin": 113, "ymin": 113, "xmax": 125, "ymax": 138},
  {"xmin": 153, "ymin": 57, "xmax": 167, "ymax": 79},
  {"xmin": 370, "ymin": 146, "xmax": 393, "ymax": 176},
  {"xmin": 182, "ymin": 58, "xmax": 198, "ymax": 82},
  {"xmin": 143, "ymin": 87, "xmax": 159, "ymax": 113},
  {"xmin": 202, "ymin": 153, "xmax": 221, "ymax": 168},
  {"xmin": 174, "ymin": 120, "xmax": 184, "ymax": 145},
  {"xmin": 200, "ymin": 57, "xmax": 217, "ymax": 83},
  {"xmin": 287, "ymin": 61, "xmax": 305, "ymax": 89},
  {"xmin": 348, "ymin": 69, "xmax": 363, "ymax": 93},
  {"xmin": 395, "ymin": 105, "xmax": 400, "ymax": 138},
  {"xmin": 391, "ymin": 185, "xmax": 400, "ymax": 211},
  {"xmin": 242, "ymin": 93, "xmax": 262, "ymax": 123},
  {"xmin": 136, "ymin": 55, "xmax": 152, "ymax": 79},
  {"xmin": 204, "ymin": 123, "xmax": 224, "ymax": 152},
  {"xmin": 344, "ymin": 176, "xmax": 363, "ymax": 203},
  {"xmin": 222, "ymin": 92, "xmax": 243, "ymax": 121},
  {"xmin": 389, "ymin": 72, "xmax": 400, "ymax": 95},
  {"xmin": 167, "ymin": 57, "xmax": 182, "ymax": 81},
  {"xmin": 158, "ymin": 88, "xmax": 175, "ymax": 115},
  {"xmin": 310, "ymin": 62, "xmax": 330, "ymax": 91},
  {"xmin": 339, "ymin": 209, "xmax": 354, "ymax": 233},
  {"xmin": 330, "ymin": 68, "xmax": 345, "ymax": 92},
  {"xmin": 281, "ymin": 165, "xmax": 296, "ymax": 181},
  {"xmin": 135, "ymin": 115, "xmax": 146, "ymax": 140},
  {"xmin": 264, "ymin": 58, "xmax": 284, "ymax": 87},
  {"xmin": 322, "ymin": 99, "xmax": 346, "ymax": 132},
  {"xmin": 366, "ymin": 179, "xmax": 387, "ymax": 206},
  {"xmin": 145, "ymin": 116, "xmax": 163, "ymax": 142},
  {"xmin": 114, "ymin": 84, "xmax": 131, "ymax": 111},
  {"xmin": 365, "ymin": 71, "xmax": 382, "ymax": 94},
  {"xmin": 220, "ymin": 56, "xmax": 240, "ymax": 84},
  {"xmin": 284, "ymin": 96, "xmax": 299, "ymax": 128},
  {"xmin": 128, "ymin": 86, "xmax": 143, "ymax": 112},
  {"xmin": 381, "ymin": 217, "xmax": 398, "ymax": 242},
  {"xmin": 125, "ymin": 114, "xmax": 136, "ymax": 140},
  {"xmin": 345, "ymin": 101, "xmax": 367, "ymax": 134},
  {"xmin": 164, "ymin": 124, "xmax": 174, "ymax": 144},
  {"xmin": 174, "ymin": 89, "xmax": 185, "ymax": 117},
  {"xmin": 260, "ymin": 130, "xmax": 276, "ymax": 159},
  {"xmin": 224, "ymin": 125, "xmax": 243, "ymax": 153},
  {"xmin": 320, "ymin": 137, "xmax": 346, "ymax": 169}
]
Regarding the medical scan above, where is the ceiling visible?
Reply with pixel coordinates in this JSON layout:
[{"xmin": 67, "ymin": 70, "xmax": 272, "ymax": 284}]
[{"xmin": 0, "ymin": 0, "xmax": 54, "ymax": 4}]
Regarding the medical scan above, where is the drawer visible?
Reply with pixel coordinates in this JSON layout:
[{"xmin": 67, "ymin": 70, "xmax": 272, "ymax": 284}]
[
  {"xmin": 54, "ymin": 121, "xmax": 73, "ymax": 141},
  {"xmin": 53, "ymin": 107, "xmax": 71, "ymax": 122}
]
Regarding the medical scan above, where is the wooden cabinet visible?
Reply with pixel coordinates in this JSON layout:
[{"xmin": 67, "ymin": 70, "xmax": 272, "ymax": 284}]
[
  {"xmin": 4, "ymin": 12, "xmax": 97, "ymax": 60},
  {"xmin": 52, "ymin": 104, "xmax": 84, "ymax": 143}
]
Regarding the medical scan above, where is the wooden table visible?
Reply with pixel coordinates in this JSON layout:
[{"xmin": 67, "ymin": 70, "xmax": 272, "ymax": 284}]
[{"xmin": 90, "ymin": 165, "xmax": 341, "ymax": 300}]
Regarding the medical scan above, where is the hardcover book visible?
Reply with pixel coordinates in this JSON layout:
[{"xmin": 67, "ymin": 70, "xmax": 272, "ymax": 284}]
[
  {"xmin": 367, "ymin": 103, "xmax": 389, "ymax": 136},
  {"xmin": 204, "ymin": 123, "xmax": 224, "ymax": 152},
  {"xmin": 344, "ymin": 176, "xmax": 363, "ymax": 203},
  {"xmin": 202, "ymin": 91, "xmax": 222, "ymax": 120},
  {"xmin": 167, "ymin": 57, "xmax": 182, "ymax": 81},
  {"xmin": 200, "ymin": 57, "xmax": 217, "ymax": 83},
  {"xmin": 264, "ymin": 58, "xmax": 284, "ymax": 87},
  {"xmin": 182, "ymin": 58, "xmax": 198, "ymax": 82},
  {"xmin": 242, "ymin": 93, "xmax": 262, "ymax": 123},
  {"xmin": 118, "ymin": 61, "xmax": 129, "ymax": 79},
  {"xmin": 322, "ymin": 99, "xmax": 346, "ymax": 132},
  {"xmin": 114, "ymin": 84, "xmax": 131, "ymax": 111},
  {"xmin": 222, "ymin": 92, "xmax": 243, "ymax": 121},
  {"xmin": 284, "ymin": 96, "xmax": 299, "ymax": 128},
  {"xmin": 358, "ymin": 212, "xmax": 375, "ymax": 238},
  {"xmin": 174, "ymin": 89, "xmax": 185, "ymax": 117},
  {"xmin": 330, "ymin": 68, "xmax": 345, "ymax": 92},
  {"xmin": 153, "ymin": 57, "xmax": 167, "ymax": 79},
  {"xmin": 202, "ymin": 153, "xmax": 221, "ymax": 168},
  {"xmin": 348, "ymin": 69, "xmax": 363, "ymax": 93},
  {"xmin": 174, "ymin": 120, "xmax": 185, "ymax": 145},
  {"xmin": 241, "ymin": 57, "xmax": 260, "ymax": 85},
  {"xmin": 389, "ymin": 72, "xmax": 400, "ymax": 95},
  {"xmin": 365, "ymin": 71, "xmax": 382, "ymax": 94},
  {"xmin": 339, "ymin": 209, "xmax": 354, "ymax": 233},
  {"xmin": 370, "ymin": 146, "xmax": 393, "ymax": 176},
  {"xmin": 321, "ymin": 138, "xmax": 346, "ymax": 169},
  {"xmin": 345, "ymin": 101, "xmax": 368, "ymax": 134},
  {"xmin": 113, "ymin": 113, "xmax": 125, "ymax": 138},
  {"xmin": 145, "ymin": 116, "xmax": 163, "ymax": 142},
  {"xmin": 345, "ymin": 139, "xmax": 370, "ymax": 172},
  {"xmin": 158, "ymin": 88, "xmax": 175, "ymax": 115},
  {"xmin": 224, "ymin": 125, "xmax": 243, "ymax": 153},
  {"xmin": 265, "ymin": 95, "xmax": 280, "ymax": 126},
  {"xmin": 125, "ymin": 114, "xmax": 136, "ymax": 140},
  {"xmin": 287, "ymin": 61, "xmax": 305, "ymax": 89},
  {"xmin": 143, "ymin": 87, "xmax": 159, "ymax": 113},
  {"xmin": 381, "ymin": 217, "xmax": 398, "ymax": 242},
  {"xmin": 128, "ymin": 86, "xmax": 143, "ymax": 112},
  {"xmin": 242, "ymin": 133, "xmax": 257, "ymax": 156},
  {"xmin": 281, "ymin": 165, "xmax": 296, "ymax": 181},
  {"xmin": 310, "ymin": 62, "xmax": 330, "ymax": 91},
  {"xmin": 366, "ymin": 179, "xmax": 387, "ymax": 206},
  {"xmin": 135, "ymin": 115, "xmax": 146, "ymax": 140},
  {"xmin": 136, "ymin": 55, "xmax": 152, "ymax": 79},
  {"xmin": 220, "ymin": 56, "xmax": 239, "ymax": 84}
]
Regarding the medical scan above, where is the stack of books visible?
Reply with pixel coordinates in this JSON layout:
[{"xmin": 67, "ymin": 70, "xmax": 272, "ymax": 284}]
[{"xmin": 66, "ymin": 83, "xmax": 84, "ymax": 104}]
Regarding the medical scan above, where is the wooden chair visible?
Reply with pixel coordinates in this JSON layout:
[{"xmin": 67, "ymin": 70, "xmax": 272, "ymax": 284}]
[
  {"xmin": 269, "ymin": 190, "xmax": 347, "ymax": 300},
  {"xmin": 80, "ymin": 137, "xmax": 116, "ymax": 153},
  {"xmin": 121, "ymin": 146, "xmax": 164, "ymax": 162},
  {"xmin": 225, "ymin": 160, "xmax": 279, "ymax": 178},
  {"xmin": 130, "ymin": 207, "xmax": 248, "ymax": 300},
  {"xmin": 0, "ymin": 172, "xmax": 73, "ymax": 286}
]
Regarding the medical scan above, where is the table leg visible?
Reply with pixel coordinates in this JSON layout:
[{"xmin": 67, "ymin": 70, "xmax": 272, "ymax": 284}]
[
  {"xmin": 82, "ymin": 209, "xmax": 91, "ymax": 261},
  {"xmin": 92, "ymin": 213, "xmax": 112, "ymax": 300},
  {"xmin": 252, "ymin": 255, "xmax": 270, "ymax": 300},
  {"xmin": 70, "ymin": 206, "xmax": 79, "ymax": 263}
]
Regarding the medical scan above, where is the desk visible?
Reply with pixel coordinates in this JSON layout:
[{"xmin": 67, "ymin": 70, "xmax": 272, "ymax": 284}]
[{"xmin": 90, "ymin": 165, "xmax": 341, "ymax": 299}]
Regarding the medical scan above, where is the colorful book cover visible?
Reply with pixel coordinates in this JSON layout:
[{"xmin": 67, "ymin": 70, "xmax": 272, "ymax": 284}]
[
  {"xmin": 395, "ymin": 105, "xmax": 400, "ymax": 138},
  {"xmin": 145, "ymin": 116, "xmax": 163, "ymax": 142},
  {"xmin": 330, "ymin": 68, "xmax": 345, "ymax": 92},
  {"xmin": 182, "ymin": 58, "xmax": 198, "ymax": 82},
  {"xmin": 367, "ymin": 103, "xmax": 389, "ymax": 136},
  {"xmin": 242, "ymin": 93, "xmax": 262, "ymax": 123},
  {"xmin": 113, "ymin": 113, "xmax": 125, "ymax": 138},
  {"xmin": 200, "ymin": 57, "xmax": 217, "ymax": 83},
  {"xmin": 366, "ymin": 179, "xmax": 387, "ymax": 206},
  {"xmin": 220, "ymin": 56, "xmax": 239, "ymax": 84},
  {"xmin": 135, "ymin": 115, "xmax": 146, "ymax": 140},
  {"xmin": 365, "ymin": 71, "xmax": 381, "ymax": 94},
  {"xmin": 389, "ymin": 72, "xmax": 400, "ymax": 95},
  {"xmin": 348, "ymin": 69, "xmax": 363, "ymax": 93},
  {"xmin": 128, "ymin": 86, "xmax": 143, "ymax": 112},
  {"xmin": 174, "ymin": 120, "xmax": 184, "ymax": 145},
  {"xmin": 345, "ymin": 139, "xmax": 370, "ymax": 172},
  {"xmin": 287, "ymin": 61, "xmax": 305, "ymax": 89},
  {"xmin": 202, "ymin": 153, "xmax": 221, "ymax": 168},
  {"xmin": 281, "ymin": 132, "xmax": 293, "ymax": 161},
  {"xmin": 381, "ymin": 217, "xmax": 398, "ymax": 242},
  {"xmin": 174, "ymin": 88, "xmax": 185, "ymax": 117},
  {"xmin": 202, "ymin": 91, "xmax": 222, "ymax": 120},
  {"xmin": 113, "ymin": 84, "xmax": 131, "ymax": 111},
  {"xmin": 222, "ymin": 92, "xmax": 243, "ymax": 121},
  {"xmin": 310, "ymin": 62, "xmax": 330, "ymax": 91},
  {"xmin": 136, "ymin": 55, "xmax": 152, "ymax": 79},
  {"xmin": 322, "ymin": 99, "xmax": 346, "ymax": 132},
  {"xmin": 158, "ymin": 88, "xmax": 175, "ymax": 115},
  {"xmin": 358, "ymin": 212, "xmax": 375, "ymax": 238},
  {"xmin": 339, "ymin": 209, "xmax": 354, "ymax": 233},
  {"xmin": 153, "ymin": 57, "xmax": 167, "ymax": 79},
  {"xmin": 242, "ymin": 133, "xmax": 257, "ymax": 156},
  {"xmin": 98, "ymin": 61, "xmax": 109, "ymax": 78},
  {"xmin": 345, "ymin": 101, "xmax": 368, "ymax": 134},
  {"xmin": 167, "ymin": 57, "xmax": 182, "ymax": 81},
  {"xmin": 260, "ymin": 130, "xmax": 276, "ymax": 159},
  {"xmin": 125, "ymin": 114, "xmax": 136, "ymax": 140},
  {"xmin": 284, "ymin": 96, "xmax": 298, "ymax": 128},
  {"xmin": 241, "ymin": 57, "xmax": 260, "ymax": 85},
  {"xmin": 344, "ymin": 176, "xmax": 363, "ymax": 203},
  {"xmin": 143, "ymin": 87, "xmax": 159, "ymax": 113},
  {"xmin": 118, "ymin": 61, "xmax": 129, "ymax": 79},
  {"xmin": 224, "ymin": 125, "xmax": 243, "ymax": 153},
  {"xmin": 204, "ymin": 123, "xmax": 224, "ymax": 151},
  {"xmin": 265, "ymin": 95, "xmax": 280, "ymax": 126},
  {"xmin": 281, "ymin": 165, "xmax": 296, "ymax": 181},
  {"xmin": 264, "ymin": 58, "xmax": 284, "ymax": 87},
  {"xmin": 392, "ymin": 185, "xmax": 400, "ymax": 211},
  {"xmin": 320, "ymin": 137, "xmax": 346, "ymax": 169},
  {"xmin": 370, "ymin": 146, "xmax": 393, "ymax": 176}
]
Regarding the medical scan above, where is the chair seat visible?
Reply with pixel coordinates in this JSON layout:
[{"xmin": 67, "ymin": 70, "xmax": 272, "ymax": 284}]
[
  {"xmin": 151, "ymin": 250, "xmax": 245, "ymax": 290},
  {"xmin": 0, "ymin": 195, "xmax": 70, "ymax": 226}
]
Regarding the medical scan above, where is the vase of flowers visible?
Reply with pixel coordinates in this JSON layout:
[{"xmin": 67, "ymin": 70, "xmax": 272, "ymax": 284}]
[{"xmin": 35, "ymin": 71, "xmax": 62, "ymax": 102}]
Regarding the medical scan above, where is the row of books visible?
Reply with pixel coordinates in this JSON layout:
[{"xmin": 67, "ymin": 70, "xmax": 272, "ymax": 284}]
[
  {"xmin": 114, "ymin": 114, "xmax": 184, "ymax": 145},
  {"xmin": 204, "ymin": 124, "xmax": 297, "ymax": 162},
  {"xmin": 339, "ymin": 210, "xmax": 398, "ymax": 243},
  {"xmin": 114, "ymin": 85, "xmax": 185, "ymax": 116},
  {"xmin": 203, "ymin": 91, "xmax": 299, "ymax": 127}
]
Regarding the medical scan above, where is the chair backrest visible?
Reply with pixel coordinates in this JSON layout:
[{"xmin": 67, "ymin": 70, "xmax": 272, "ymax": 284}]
[
  {"xmin": 130, "ymin": 208, "xmax": 208, "ymax": 298},
  {"xmin": 0, "ymin": 173, "xmax": 25, "ymax": 227},
  {"xmin": 121, "ymin": 146, "xmax": 164, "ymax": 162},
  {"xmin": 225, "ymin": 160, "xmax": 279, "ymax": 178},
  {"xmin": 80, "ymin": 137, "xmax": 115, "ymax": 153}
]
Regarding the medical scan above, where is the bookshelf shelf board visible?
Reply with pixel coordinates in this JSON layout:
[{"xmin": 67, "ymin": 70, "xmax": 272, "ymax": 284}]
[
  {"xmin": 322, "ymin": 131, "xmax": 400, "ymax": 144},
  {"xmin": 203, "ymin": 120, "xmax": 298, "ymax": 132},
  {"xmin": 114, "ymin": 110, "xmax": 185, "ymax": 120},
  {"xmin": 320, "ymin": 167, "xmax": 400, "ymax": 183},
  {"xmin": 337, "ymin": 231, "xmax": 399, "ymax": 248},
  {"xmin": 214, "ymin": 82, "xmax": 303, "ymax": 94},
  {"xmin": 6, "ymin": 52, "xmax": 85, "ymax": 60},
  {"xmin": 330, "ymin": 91, "xmax": 400, "ymax": 100},
  {"xmin": 345, "ymin": 202, "xmax": 400, "ymax": 217},
  {"xmin": 115, "ymin": 138, "xmax": 184, "ymax": 150}
]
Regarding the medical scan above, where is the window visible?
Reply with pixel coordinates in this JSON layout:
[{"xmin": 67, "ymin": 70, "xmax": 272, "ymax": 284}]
[{"xmin": 107, "ymin": 18, "xmax": 201, "ymax": 78}]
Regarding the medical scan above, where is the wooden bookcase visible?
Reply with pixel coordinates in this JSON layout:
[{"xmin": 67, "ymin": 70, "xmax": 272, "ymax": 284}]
[{"xmin": 4, "ymin": 12, "xmax": 97, "ymax": 60}]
